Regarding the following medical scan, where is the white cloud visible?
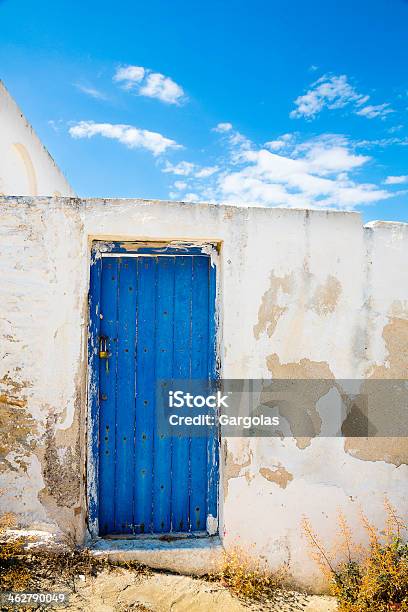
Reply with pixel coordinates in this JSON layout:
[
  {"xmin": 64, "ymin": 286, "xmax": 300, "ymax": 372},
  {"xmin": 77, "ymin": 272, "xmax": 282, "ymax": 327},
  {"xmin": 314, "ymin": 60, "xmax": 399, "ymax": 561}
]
[
  {"xmin": 74, "ymin": 83, "xmax": 108, "ymax": 100},
  {"xmin": 195, "ymin": 166, "xmax": 219, "ymax": 178},
  {"xmin": 294, "ymin": 136, "xmax": 370, "ymax": 174},
  {"xmin": 291, "ymin": 74, "xmax": 393, "ymax": 121},
  {"xmin": 384, "ymin": 175, "xmax": 408, "ymax": 185},
  {"xmin": 264, "ymin": 140, "xmax": 286, "ymax": 151},
  {"xmin": 113, "ymin": 65, "xmax": 145, "ymax": 88},
  {"xmin": 162, "ymin": 161, "xmax": 219, "ymax": 179},
  {"xmin": 174, "ymin": 180, "xmax": 188, "ymax": 190},
  {"xmin": 388, "ymin": 125, "xmax": 404, "ymax": 134},
  {"xmin": 355, "ymin": 103, "xmax": 394, "ymax": 119},
  {"xmin": 264, "ymin": 133, "xmax": 294, "ymax": 152},
  {"xmin": 162, "ymin": 161, "xmax": 195, "ymax": 175},
  {"xmin": 170, "ymin": 127, "xmax": 392, "ymax": 210},
  {"xmin": 213, "ymin": 122, "xmax": 233, "ymax": 133},
  {"xmin": 225, "ymin": 130, "xmax": 254, "ymax": 163},
  {"xmin": 212, "ymin": 123, "xmax": 254, "ymax": 163},
  {"xmin": 265, "ymin": 140, "xmax": 286, "ymax": 151},
  {"xmin": 69, "ymin": 121, "xmax": 180, "ymax": 156},
  {"xmin": 291, "ymin": 75, "xmax": 366, "ymax": 119},
  {"xmin": 139, "ymin": 72, "xmax": 184, "ymax": 104},
  {"xmin": 113, "ymin": 65, "xmax": 184, "ymax": 104},
  {"xmin": 217, "ymin": 147, "xmax": 390, "ymax": 209},
  {"xmin": 355, "ymin": 136, "xmax": 408, "ymax": 148},
  {"xmin": 184, "ymin": 193, "xmax": 200, "ymax": 202},
  {"xmin": 48, "ymin": 119, "xmax": 64, "ymax": 133}
]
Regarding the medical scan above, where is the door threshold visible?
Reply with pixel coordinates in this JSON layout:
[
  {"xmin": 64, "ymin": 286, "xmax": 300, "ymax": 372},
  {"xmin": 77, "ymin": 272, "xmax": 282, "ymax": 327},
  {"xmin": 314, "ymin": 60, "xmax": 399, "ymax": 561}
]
[
  {"xmin": 103, "ymin": 531, "xmax": 209, "ymax": 541},
  {"xmin": 91, "ymin": 534, "xmax": 220, "ymax": 550},
  {"xmin": 89, "ymin": 535, "xmax": 223, "ymax": 576}
]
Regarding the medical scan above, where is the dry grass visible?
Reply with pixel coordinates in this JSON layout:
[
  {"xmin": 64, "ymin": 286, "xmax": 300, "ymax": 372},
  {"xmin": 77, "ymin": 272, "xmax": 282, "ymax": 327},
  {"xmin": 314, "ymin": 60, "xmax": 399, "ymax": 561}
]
[
  {"xmin": 207, "ymin": 545, "xmax": 305, "ymax": 609},
  {"xmin": 0, "ymin": 512, "xmax": 31, "ymax": 591},
  {"xmin": 0, "ymin": 514, "xmax": 150, "ymax": 596},
  {"xmin": 303, "ymin": 499, "xmax": 408, "ymax": 611}
]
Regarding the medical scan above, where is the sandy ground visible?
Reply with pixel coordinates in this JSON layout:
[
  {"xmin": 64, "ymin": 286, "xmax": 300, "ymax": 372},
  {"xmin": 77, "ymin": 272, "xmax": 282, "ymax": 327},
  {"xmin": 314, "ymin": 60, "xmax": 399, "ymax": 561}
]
[{"xmin": 63, "ymin": 569, "xmax": 338, "ymax": 612}]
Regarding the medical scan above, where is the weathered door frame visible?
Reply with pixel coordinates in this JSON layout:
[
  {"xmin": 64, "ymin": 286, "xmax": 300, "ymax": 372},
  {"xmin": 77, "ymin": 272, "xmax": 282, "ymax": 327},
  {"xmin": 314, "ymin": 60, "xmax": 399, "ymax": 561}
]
[{"xmin": 86, "ymin": 240, "xmax": 221, "ymax": 539}]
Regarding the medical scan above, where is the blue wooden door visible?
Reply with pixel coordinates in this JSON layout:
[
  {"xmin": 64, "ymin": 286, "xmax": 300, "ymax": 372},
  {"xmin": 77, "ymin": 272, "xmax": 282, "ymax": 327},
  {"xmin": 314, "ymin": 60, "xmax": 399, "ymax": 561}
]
[{"xmin": 95, "ymin": 251, "xmax": 218, "ymax": 536}]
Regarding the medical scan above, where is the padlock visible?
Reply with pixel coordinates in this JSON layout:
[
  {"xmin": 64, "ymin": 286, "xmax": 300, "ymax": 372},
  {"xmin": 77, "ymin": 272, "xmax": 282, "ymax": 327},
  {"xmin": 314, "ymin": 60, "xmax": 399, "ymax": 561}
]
[{"xmin": 99, "ymin": 336, "xmax": 110, "ymax": 359}]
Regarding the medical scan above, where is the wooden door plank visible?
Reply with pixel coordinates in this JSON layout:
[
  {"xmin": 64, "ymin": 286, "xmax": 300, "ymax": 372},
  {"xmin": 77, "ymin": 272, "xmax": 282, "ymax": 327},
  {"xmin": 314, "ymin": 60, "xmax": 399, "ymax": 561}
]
[
  {"xmin": 98, "ymin": 258, "xmax": 119, "ymax": 535},
  {"xmin": 134, "ymin": 257, "xmax": 156, "ymax": 534},
  {"xmin": 152, "ymin": 256, "xmax": 175, "ymax": 533},
  {"xmin": 115, "ymin": 258, "xmax": 137, "ymax": 533},
  {"xmin": 171, "ymin": 256, "xmax": 193, "ymax": 532},
  {"xmin": 190, "ymin": 256, "xmax": 210, "ymax": 531}
]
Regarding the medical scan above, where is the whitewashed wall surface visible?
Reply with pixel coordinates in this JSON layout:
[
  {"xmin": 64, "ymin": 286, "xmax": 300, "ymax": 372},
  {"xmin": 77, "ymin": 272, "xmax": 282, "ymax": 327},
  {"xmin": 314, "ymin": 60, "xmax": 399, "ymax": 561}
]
[
  {"xmin": 0, "ymin": 195, "xmax": 407, "ymax": 590},
  {"xmin": 0, "ymin": 82, "xmax": 75, "ymax": 197}
]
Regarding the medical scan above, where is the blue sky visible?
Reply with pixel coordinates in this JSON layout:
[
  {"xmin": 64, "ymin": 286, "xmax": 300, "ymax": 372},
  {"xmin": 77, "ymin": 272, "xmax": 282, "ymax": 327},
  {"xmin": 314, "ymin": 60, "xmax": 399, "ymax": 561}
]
[{"xmin": 1, "ymin": 0, "xmax": 408, "ymax": 222}]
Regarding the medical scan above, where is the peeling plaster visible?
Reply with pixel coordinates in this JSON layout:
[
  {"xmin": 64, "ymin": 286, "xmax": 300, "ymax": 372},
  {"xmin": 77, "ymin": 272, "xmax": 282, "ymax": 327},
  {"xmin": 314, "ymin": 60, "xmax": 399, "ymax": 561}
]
[
  {"xmin": 344, "ymin": 437, "xmax": 408, "ymax": 467},
  {"xmin": 223, "ymin": 444, "xmax": 253, "ymax": 499},
  {"xmin": 311, "ymin": 275, "xmax": 342, "ymax": 316},
  {"xmin": 368, "ymin": 316, "xmax": 408, "ymax": 379},
  {"xmin": 266, "ymin": 354, "xmax": 334, "ymax": 379},
  {"xmin": 254, "ymin": 272, "xmax": 293, "ymax": 339},
  {"xmin": 0, "ymin": 374, "xmax": 35, "ymax": 473},
  {"xmin": 265, "ymin": 354, "xmax": 334, "ymax": 448},
  {"xmin": 259, "ymin": 465, "xmax": 293, "ymax": 488},
  {"xmin": 344, "ymin": 314, "xmax": 408, "ymax": 466},
  {"xmin": 40, "ymin": 413, "xmax": 81, "ymax": 508}
]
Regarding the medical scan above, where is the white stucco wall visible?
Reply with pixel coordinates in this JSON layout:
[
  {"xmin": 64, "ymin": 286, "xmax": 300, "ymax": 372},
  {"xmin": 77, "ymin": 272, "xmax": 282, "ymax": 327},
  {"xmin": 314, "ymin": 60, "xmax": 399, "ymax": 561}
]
[
  {"xmin": 0, "ymin": 196, "xmax": 407, "ymax": 591},
  {"xmin": 0, "ymin": 81, "xmax": 75, "ymax": 197}
]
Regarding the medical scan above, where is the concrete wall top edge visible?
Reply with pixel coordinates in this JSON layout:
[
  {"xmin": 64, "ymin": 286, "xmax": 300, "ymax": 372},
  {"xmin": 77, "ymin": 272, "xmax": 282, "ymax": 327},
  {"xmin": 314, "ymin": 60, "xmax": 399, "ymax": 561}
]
[
  {"xmin": 0, "ymin": 194, "xmax": 364, "ymax": 220},
  {"xmin": 5, "ymin": 194, "xmax": 408, "ymax": 233},
  {"xmin": 364, "ymin": 219, "xmax": 408, "ymax": 229}
]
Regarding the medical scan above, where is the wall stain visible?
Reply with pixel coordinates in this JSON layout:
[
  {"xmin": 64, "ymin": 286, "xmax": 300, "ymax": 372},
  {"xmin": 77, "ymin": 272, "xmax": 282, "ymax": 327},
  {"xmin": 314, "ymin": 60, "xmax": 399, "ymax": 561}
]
[
  {"xmin": 344, "ymin": 436, "xmax": 408, "ymax": 467},
  {"xmin": 223, "ymin": 444, "xmax": 253, "ymax": 499},
  {"xmin": 40, "ymin": 413, "xmax": 80, "ymax": 508},
  {"xmin": 0, "ymin": 374, "xmax": 35, "ymax": 472},
  {"xmin": 265, "ymin": 354, "xmax": 334, "ymax": 448},
  {"xmin": 310, "ymin": 275, "xmax": 342, "ymax": 316},
  {"xmin": 259, "ymin": 465, "xmax": 293, "ymax": 488},
  {"xmin": 254, "ymin": 273, "xmax": 293, "ymax": 339},
  {"xmin": 36, "ymin": 372, "xmax": 86, "ymax": 539},
  {"xmin": 266, "ymin": 354, "xmax": 333, "ymax": 379},
  {"xmin": 345, "ymin": 314, "xmax": 408, "ymax": 466},
  {"xmin": 367, "ymin": 316, "xmax": 408, "ymax": 379}
]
